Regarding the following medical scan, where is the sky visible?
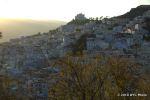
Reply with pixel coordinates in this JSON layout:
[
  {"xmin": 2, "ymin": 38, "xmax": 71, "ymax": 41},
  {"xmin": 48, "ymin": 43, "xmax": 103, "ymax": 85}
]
[{"xmin": 0, "ymin": 0, "xmax": 150, "ymax": 21}]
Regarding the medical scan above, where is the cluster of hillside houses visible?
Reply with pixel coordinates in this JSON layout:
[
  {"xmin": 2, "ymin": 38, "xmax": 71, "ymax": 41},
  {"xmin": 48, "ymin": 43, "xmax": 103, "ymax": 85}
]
[{"xmin": 0, "ymin": 11, "xmax": 150, "ymax": 99}]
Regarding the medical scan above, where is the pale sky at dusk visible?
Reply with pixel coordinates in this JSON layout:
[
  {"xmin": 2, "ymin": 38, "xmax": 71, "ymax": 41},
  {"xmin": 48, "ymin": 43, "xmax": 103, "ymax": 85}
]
[{"xmin": 0, "ymin": 0, "xmax": 150, "ymax": 21}]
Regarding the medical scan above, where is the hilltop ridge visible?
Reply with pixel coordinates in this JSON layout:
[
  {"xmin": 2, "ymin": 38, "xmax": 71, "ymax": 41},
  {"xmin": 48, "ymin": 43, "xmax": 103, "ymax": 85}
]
[{"xmin": 116, "ymin": 5, "xmax": 150, "ymax": 19}]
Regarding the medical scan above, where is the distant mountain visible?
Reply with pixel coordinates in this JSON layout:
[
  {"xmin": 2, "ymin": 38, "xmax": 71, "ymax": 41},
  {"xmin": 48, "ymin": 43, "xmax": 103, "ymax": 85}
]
[
  {"xmin": 116, "ymin": 5, "xmax": 150, "ymax": 19},
  {"xmin": 0, "ymin": 18, "xmax": 66, "ymax": 42}
]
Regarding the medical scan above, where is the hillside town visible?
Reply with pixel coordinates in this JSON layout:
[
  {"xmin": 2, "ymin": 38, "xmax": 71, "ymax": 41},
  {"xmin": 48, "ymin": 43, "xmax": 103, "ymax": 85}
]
[{"xmin": 0, "ymin": 6, "xmax": 150, "ymax": 99}]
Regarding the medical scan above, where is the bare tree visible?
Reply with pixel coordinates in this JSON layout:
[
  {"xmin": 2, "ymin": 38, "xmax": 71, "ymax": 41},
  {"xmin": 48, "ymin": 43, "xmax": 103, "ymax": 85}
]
[{"xmin": 49, "ymin": 55, "xmax": 150, "ymax": 100}]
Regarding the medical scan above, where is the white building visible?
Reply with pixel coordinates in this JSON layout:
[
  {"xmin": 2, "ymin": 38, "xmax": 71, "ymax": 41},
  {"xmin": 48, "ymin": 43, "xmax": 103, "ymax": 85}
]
[
  {"xmin": 86, "ymin": 38, "xmax": 109, "ymax": 50},
  {"xmin": 75, "ymin": 13, "xmax": 86, "ymax": 20},
  {"xmin": 95, "ymin": 32, "xmax": 104, "ymax": 38},
  {"xmin": 113, "ymin": 26, "xmax": 123, "ymax": 33},
  {"xmin": 143, "ymin": 10, "xmax": 150, "ymax": 18},
  {"xmin": 62, "ymin": 35, "xmax": 76, "ymax": 46}
]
